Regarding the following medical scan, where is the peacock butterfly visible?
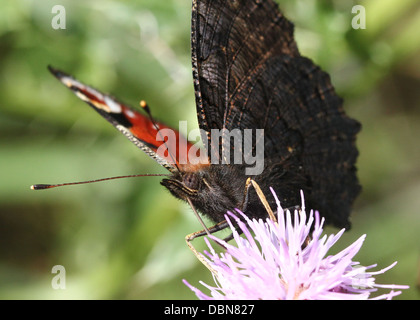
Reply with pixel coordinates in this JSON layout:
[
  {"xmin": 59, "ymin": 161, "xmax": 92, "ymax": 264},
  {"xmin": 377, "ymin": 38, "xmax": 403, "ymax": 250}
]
[{"xmin": 33, "ymin": 0, "xmax": 360, "ymax": 235}]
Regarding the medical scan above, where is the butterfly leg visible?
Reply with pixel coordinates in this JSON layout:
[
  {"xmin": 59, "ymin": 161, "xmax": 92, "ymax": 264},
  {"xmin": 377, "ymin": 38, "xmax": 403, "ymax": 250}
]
[
  {"xmin": 239, "ymin": 177, "xmax": 253, "ymax": 212},
  {"xmin": 243, "ymin": 178, "xmax": 277, "ymax": 222},
  {"xmin": 211, "ymin": 178, "xmax": 276, "ymax": 245},
  {"xmin": 186, "ymin": 180, "xmax": 276, "ymax": 272},
  {"xmin": 185, "ymin": 220, "xmax": 229, "ymax": 274}
]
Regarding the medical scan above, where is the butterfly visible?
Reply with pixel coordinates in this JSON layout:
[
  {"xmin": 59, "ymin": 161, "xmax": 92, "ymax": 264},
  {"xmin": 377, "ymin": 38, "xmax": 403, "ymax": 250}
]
[{"xmin": 35, "ymin": 0, "xmax": 360, "ymax": 241}]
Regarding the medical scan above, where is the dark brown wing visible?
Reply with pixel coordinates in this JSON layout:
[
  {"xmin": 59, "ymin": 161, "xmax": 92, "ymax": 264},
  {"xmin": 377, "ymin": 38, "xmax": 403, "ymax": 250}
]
[
  {"xmin": 192, "ymin": 0, "xmax": 301, "ymax": 161},
  {"xmin": 191, "ymin": 0, "xmax": 360, "ymax": 228}
]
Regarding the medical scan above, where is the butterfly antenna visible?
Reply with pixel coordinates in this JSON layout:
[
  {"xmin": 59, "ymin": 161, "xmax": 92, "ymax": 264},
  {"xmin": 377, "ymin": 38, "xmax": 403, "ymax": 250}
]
[
  {"xmin": 140, "ymin": 100, "xmax": 181, "ymax": 172},
  {"xmin": 30, "ymin": 173, "xmax": 166, "ymax": 190}
]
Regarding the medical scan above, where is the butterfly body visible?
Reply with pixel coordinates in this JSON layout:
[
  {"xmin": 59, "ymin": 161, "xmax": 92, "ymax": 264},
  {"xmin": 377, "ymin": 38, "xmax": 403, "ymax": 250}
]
[{"xmin": 162, "ymin": 154, "xmax": 310, "ymax": 225}]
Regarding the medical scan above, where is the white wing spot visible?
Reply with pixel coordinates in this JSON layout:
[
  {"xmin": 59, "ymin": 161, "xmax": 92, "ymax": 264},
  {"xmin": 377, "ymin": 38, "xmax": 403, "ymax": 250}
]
[
  {"xmin": 104, "ymin": 96, "xmax": 122, "ymax": 113},
  {"xmin": 62, "ymin": 76, "xmax": 77, "ymax": 88},
  {"xmin": 125, "ymin": 109, "xmax": 136, "ymax": 118}
]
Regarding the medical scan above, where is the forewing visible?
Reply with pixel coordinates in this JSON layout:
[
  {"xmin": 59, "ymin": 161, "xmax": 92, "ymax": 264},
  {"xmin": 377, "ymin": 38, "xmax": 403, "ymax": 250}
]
[{"xmin": 48, "ymin": 66, "xmax": 192, "ymax": 171}]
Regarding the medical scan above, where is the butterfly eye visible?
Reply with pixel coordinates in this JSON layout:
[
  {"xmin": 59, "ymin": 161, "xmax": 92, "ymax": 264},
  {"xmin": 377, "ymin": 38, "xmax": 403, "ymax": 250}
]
[{"xmin": 183, "ymin": 172, "xmax": 199, "ymax": 190}]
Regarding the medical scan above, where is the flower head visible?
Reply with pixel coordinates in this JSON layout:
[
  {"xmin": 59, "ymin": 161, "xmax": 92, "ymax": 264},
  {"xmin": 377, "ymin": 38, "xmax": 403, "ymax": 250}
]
[{"xmin": 184, "ymin": 189, "xmax": 408, "ymax": 300}]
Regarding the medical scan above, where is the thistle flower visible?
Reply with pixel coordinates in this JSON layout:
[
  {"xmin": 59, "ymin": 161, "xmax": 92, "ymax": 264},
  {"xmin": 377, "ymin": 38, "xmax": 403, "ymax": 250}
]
[{"xmin": 183, "ymin": 189, "xmax": 408, "ymax": 300}]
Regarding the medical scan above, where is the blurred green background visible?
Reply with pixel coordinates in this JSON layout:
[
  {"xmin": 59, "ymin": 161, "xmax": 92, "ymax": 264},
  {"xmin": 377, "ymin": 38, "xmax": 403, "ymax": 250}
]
[{"xmin": 0, "ymin": 0, "xmax": 419, "ymax": 299}]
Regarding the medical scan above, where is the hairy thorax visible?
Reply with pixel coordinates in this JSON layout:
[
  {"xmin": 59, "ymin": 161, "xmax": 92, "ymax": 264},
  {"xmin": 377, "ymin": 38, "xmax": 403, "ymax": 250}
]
[{"xmin": 161, "ymin": 157, "xmax": 309, "ymax": 224}]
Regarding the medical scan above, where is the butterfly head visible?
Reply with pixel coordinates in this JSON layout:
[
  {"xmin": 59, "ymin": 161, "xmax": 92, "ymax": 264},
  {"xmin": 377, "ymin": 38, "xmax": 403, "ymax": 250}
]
[
  {"xmin": 160, "ymin": 164, "xmax": 250, "ymax": 224},
  {"xmin": 161, "ymin": 171, "xmax": 202, "ymax": 202}
]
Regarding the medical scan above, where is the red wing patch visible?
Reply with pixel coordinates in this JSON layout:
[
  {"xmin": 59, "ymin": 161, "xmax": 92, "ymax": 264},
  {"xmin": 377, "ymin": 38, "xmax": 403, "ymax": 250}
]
[{"xmin": 48, "ymin": 66, "xmax": 195, "ymax": 171}]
